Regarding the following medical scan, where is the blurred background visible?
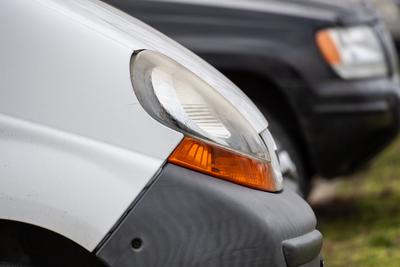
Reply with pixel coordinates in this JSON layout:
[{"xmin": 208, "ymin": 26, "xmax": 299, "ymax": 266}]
[
  {"xmin": 311, "ymin": 139, "xmax": 400, "ymax": 267},
  {"xmin": 309, "ymin": 1, "xmax": 400, "ymax": 267}
]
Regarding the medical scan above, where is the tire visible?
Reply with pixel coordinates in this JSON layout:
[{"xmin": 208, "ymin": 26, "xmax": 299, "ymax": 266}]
[{"xmin": 266, "ymin": 115, "xmax": 311, "ymax": 198}]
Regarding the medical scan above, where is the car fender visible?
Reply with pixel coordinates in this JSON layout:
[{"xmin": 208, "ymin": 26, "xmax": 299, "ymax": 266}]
[
  {"xmin": 0, "ymin": 0, "xmax": 184, "ymax": 251},
  {"xmin": 0, "ymin": 114, "xmax": 168, "ymax": 250}
]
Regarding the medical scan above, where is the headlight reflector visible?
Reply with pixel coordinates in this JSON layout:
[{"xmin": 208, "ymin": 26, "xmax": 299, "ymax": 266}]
[
  {"xmin": 131, "ymin": 50, "xmax": 282, "ymax": 192},
  {"xmin": 316, "ymin": 26, "xmax": 388, "ymax": 79}
]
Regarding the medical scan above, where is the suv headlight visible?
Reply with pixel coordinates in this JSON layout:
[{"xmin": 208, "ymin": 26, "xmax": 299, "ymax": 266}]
[
  {"xmin": 131, "ymin": 50, "xmax": 282, "ymax": 192},
  {"xmin": 316, "ymin": 26, "xmax": 388, "ymax": 79}
]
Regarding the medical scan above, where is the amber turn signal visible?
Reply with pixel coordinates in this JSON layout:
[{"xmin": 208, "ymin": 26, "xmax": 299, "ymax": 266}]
[
  {"xmin": 316, "ymin": 30, "xmax": 341, "ymax": 65},
  {"xmin": 168, "ymin": 137, "xmax": 279, "ymax": 192}
]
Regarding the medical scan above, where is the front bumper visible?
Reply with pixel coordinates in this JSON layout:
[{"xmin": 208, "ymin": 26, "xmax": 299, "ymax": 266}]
[
  {"xmin": 302, "ymin": 77, "xmax": 400, "ymax": 177},
  {"xmin": 96, "ymin": 164, "xmax": 322, "ymax": 267}
]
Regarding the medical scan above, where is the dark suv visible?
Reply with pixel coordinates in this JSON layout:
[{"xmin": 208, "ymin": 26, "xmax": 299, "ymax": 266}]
[{"xmin": 105, "ymin": 0, "xmax": 400, "ymax": 197}]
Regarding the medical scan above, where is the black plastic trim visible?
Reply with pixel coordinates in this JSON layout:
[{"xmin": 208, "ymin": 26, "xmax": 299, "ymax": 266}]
[
  {"xmin": 282, "ymin": 230, "xmax": 323, "ymax": 267},
  {"xmin": 97, "ymin": 164, "xmax": 320, "ymax": 267}
]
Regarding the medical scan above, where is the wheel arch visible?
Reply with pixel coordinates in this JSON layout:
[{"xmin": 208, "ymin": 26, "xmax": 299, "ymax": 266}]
[{"xmin": 0, "ymin": 219, "xmax": 106, "ymax": 266}]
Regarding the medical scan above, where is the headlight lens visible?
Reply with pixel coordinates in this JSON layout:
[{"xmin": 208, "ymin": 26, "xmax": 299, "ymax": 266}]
[
  {"xmin": 131, "ymin": 50, "xmax": 282, "ymax": 192},
  {"xmin": 316, "ymin": 26, "xmax": 388, "ymax": 79}
]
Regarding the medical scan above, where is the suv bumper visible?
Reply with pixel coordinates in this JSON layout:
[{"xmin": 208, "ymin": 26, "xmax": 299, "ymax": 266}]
[
  {"xmin": 97, "ymin": 164, "xmax": 323, "ymax": 267},
  {"xmin": 304, "ymin": 77, "xmax": 400, "ymax": 177}
]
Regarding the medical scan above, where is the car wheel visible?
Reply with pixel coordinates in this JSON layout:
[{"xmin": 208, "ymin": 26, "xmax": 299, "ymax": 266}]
[{"xmin": 266, "ymin": 115, "xmax": 311, "ymax": 198}]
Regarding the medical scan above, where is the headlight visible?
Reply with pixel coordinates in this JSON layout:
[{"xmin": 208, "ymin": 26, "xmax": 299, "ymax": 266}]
[
  {"xmin": 131, "ymin": 50, "xmax": 282, "ymax": 192},
  {"xmin": 316, "ymin": 26, "xmax": 388, "ymax": 79}
]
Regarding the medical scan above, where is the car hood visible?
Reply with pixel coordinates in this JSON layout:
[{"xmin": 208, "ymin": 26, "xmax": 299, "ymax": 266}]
[
  {"xmin": 293, "ymin": 0, "xmax": 363, "ymax": 10},
  {"xmin": 43, "ymin": 0, "xmax": 268, "ymax": 133},
  {"xmin": 149, "ymin": 0, "xmax": 378, "ymax": 24},
  {"xmin": 291, "ymin": 0, "xmax": 379, "ymax": 23}
]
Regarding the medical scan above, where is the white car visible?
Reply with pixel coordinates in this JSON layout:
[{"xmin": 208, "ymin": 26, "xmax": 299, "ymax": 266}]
[{"xmin": 0, "ymin": 0, "xmax": 322, "ymax": 266}]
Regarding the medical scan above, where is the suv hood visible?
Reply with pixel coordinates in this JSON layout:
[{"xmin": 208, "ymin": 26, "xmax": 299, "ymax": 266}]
[
  {"xmin": 292, "ymin": 0, "xmax": 379, "ymax": 24},
  {"xmin": 155, "ymin": 0, "xmax": 379, "ymax": 24}
]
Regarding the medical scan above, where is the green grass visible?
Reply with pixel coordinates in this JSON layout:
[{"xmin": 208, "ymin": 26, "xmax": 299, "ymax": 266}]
[{"xmin": 314, "ymin": 138, "xmax": 400, "ymax": 267}]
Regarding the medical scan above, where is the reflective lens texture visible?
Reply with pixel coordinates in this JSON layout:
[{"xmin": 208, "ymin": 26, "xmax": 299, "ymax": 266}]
[
  {"xmin": 169, "ymin": 137, "xmax": 279, "ymax": 192},
  {"xmin": 131, "ymin": 50, "xmax": 270, "ymax": 161}
]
